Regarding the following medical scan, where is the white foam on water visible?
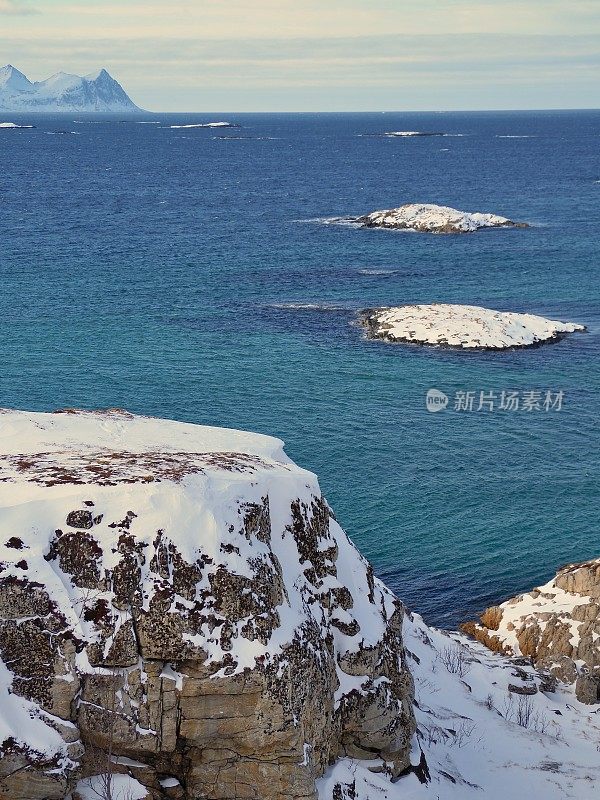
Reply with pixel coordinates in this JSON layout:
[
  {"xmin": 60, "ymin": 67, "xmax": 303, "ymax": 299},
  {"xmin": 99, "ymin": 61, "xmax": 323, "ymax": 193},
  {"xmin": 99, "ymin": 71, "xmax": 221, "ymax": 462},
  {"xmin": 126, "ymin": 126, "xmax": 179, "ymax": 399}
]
[
  {"xmin": 357, "ymin": 269, "xmax": 399, "ymax": 276},
  {"xmin": 269, "ymin": 302, "xmax": 349, "ymax": 312}
]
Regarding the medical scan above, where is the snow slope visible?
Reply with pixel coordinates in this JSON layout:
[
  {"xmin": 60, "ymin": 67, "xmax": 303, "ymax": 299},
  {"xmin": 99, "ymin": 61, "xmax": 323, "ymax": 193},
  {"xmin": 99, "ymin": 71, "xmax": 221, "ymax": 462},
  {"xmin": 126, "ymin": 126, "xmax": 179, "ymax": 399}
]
[
  {"xmin": 318, "ymin": 613, "xmax": 600, "ymax": 800},
  {"xmin": 360, "ymin": 304, "xmax": 585, "ymax": 349},
  {"xmin": 0, "ymin": 65, "xmax": 142, "ymax": 112}
]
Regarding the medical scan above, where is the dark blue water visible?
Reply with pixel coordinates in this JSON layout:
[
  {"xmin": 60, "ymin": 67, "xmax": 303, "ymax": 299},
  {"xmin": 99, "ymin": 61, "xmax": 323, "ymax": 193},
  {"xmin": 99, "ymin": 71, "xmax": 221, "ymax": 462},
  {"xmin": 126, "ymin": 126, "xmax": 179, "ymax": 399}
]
[{"xmin": 1, "ymin": 111, "xmax": 599, "ymax": 626}]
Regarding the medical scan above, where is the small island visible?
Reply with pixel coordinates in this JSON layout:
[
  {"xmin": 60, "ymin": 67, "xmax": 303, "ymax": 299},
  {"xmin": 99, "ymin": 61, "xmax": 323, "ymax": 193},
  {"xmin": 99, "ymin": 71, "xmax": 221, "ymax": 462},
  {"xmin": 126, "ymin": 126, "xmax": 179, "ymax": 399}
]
[
  {"xmin": 360, "ymin": 130, "xmax": 446, "ymax": 137},
  {"xmin": 169, "ymin": 121, "xmax": 239, "ymax": 129},
  {"xmin": 342, "ymin": 202, "xmax": 528, "ymax": 233},
  {"xmin": 359, "ymin": 303, "xmax": 585, "ymax": 350}
]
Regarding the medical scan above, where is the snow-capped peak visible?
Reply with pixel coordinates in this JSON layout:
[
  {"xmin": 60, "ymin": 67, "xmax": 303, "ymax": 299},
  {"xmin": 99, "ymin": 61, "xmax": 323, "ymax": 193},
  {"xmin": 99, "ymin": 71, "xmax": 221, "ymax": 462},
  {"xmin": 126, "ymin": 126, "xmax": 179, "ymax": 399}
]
[
  {"xmin": 84, "ymin": 68, "xmax": 111, "ymax": 82},
  {"xmin": 0, "ymin": 64, "xmax": 33, "ymax": 92},
  {"xmin": 0, "ymin": 65, "xmax": 142, "ymax": 112}
]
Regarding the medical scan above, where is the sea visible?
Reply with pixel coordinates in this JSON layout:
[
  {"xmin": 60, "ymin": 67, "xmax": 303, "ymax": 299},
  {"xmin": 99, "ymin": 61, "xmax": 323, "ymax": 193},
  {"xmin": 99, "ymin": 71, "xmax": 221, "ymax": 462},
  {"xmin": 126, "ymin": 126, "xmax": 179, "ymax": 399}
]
[{"xmin": 1, "ymin": 110, "xmax": 598, "ymax": 627}]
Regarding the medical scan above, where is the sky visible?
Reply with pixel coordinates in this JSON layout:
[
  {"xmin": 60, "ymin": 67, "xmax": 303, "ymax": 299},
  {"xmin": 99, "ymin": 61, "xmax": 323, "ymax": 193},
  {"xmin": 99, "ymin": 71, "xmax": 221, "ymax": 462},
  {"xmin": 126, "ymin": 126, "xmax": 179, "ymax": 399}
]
[{"xmin": 0, "ymin": 0, "xmax": 599, "ymax": 111}]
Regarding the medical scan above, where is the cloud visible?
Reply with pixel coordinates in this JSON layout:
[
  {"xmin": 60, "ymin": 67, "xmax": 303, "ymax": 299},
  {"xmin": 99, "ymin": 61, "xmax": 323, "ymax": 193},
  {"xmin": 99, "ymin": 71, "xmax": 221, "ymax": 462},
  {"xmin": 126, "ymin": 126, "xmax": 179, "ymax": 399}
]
[
  {"xmin": 10, "ymin": 0, "xmax": 600, "ymax": 38},
  {"xmin": 0, "ymin": 0, "xmax": 37, "ymax": 14},
  {"xmin": 12, "ymin": 32, "xmax": 597, "ymax": 81},
  {"xmin": 2, "ymin": 32, "xmax": 598, "ymax": 110}
]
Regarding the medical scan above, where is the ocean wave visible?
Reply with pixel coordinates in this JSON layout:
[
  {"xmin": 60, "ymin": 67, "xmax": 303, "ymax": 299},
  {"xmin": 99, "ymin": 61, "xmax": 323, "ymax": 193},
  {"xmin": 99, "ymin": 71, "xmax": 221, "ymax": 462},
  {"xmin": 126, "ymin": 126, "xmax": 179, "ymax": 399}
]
[
  {"xmin": 357, "ymin": 269, "xmax": 399, "ymax": 276},
  {"xmin": 268, "ymin": 302, "xmax": 350, "ymax": 312},
  {"xmin": 496, "ymin": 135, "xmax": 536, "ymax": 138},
  {"xmin": 213, "ymin": 136, "xmax": 280, "ymax": 141},
  {"xmin": 294, "ymin": 216, "xmax": 362, "ymax": 227}
]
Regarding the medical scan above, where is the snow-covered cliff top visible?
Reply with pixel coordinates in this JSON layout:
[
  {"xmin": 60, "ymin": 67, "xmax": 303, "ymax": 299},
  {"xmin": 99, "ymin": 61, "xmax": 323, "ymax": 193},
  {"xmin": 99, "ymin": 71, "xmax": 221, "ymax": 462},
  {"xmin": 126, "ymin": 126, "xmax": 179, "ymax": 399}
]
[
  {"xmin": 360, "ymin": 304, "xmax": 585, "ymax": 350},
  {"xmin": 0, "ymin": 407, "xmax": 286, "ymax": 461},
  {"xmin": 342, "ymin": 203, "xmax": 527, "ymax": 233},
  {"xmin": 0, "ymin": 407, "xmax": 293, "ymax": 487}
]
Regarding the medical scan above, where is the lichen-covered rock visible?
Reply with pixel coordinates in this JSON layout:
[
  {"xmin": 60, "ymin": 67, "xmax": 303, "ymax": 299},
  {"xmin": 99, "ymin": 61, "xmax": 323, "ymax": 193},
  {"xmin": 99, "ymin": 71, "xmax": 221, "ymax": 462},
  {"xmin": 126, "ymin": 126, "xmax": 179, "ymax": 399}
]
[
  {"xmin": 463, "ymin": 559, "xmax": 600, "ymax": 704},
  {"xmin": 0, "ymin": 409, "xmax": 415, "ymax": 800}
]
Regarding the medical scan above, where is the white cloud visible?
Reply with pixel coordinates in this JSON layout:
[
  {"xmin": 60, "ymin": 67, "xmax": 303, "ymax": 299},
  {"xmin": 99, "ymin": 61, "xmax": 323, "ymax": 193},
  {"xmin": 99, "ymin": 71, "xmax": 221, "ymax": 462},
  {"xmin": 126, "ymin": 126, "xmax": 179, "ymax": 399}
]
[
  {"xmin": 0, "ymin": 0, "xmax": 36, "ymax": 14},
  {"xmin": 8, "ymin": 0, "xmax": 600, "ymax": 38}
]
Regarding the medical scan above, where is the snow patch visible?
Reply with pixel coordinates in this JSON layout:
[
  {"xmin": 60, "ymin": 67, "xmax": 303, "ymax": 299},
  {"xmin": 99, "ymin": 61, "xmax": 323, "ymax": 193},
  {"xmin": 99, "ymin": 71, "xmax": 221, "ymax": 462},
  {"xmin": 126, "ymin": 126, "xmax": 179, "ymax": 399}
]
[{"xmin": 74, "ymin": 774, "xmax": 147, "ymax": 800}]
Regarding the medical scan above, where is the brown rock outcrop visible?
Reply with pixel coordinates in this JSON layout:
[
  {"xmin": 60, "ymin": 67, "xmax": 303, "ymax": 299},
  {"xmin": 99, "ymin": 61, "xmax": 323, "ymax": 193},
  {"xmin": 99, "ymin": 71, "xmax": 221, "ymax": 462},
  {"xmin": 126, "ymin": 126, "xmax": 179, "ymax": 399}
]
[{"xmin": 463, "ymin": 559, "xmax": 600, "ymax": 704}]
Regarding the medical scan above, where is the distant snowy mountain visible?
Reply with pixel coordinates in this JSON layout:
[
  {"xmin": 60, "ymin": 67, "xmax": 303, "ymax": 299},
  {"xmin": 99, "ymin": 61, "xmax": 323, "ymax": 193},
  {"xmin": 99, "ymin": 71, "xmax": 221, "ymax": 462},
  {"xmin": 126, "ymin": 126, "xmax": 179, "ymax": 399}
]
[{"xmin": 0, "ymin": 65, "xmax": 142, "ymax": 112}]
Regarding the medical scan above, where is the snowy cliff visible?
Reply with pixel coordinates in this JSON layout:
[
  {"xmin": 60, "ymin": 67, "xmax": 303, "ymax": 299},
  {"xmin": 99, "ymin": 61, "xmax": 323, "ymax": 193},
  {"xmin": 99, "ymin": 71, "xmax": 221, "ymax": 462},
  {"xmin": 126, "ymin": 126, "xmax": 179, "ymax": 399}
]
[
  {"xmin": 0, "ymin": 65, "xmax": 142, "ymax": 113},
  {"xmin": 0, "ymin": 409, "xmax": 597, "ymax": 800},
  {"xmin": 0, "ymin": 409, "xmax": 414, "ymax": 800}
]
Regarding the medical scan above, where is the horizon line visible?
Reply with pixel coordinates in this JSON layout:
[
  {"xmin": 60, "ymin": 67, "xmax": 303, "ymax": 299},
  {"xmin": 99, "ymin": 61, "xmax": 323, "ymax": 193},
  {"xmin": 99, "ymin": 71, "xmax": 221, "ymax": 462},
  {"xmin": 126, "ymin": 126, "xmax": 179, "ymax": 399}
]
[{"xmin": 2, "ymin": 106, "xmax": 599, "ymax": 115}]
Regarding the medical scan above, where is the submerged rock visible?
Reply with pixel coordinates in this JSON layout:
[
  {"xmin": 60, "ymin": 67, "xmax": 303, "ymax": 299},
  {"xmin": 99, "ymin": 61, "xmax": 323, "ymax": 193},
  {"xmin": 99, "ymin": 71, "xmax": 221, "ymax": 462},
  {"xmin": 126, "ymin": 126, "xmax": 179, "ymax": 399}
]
[
  {"xmin": 359, "ymin": 303, "xmax": 585, "ymax": 350},
  {"xmin": 0, "ymin": 409, "xmax": 415, "ymax": 800},
  {"xmin": 462, "ymin": 558, "xmax": 600, "ymax": 703},
  {"xmin": 346, "ymin": 203, "xmax": 528, "ymax": 233}
]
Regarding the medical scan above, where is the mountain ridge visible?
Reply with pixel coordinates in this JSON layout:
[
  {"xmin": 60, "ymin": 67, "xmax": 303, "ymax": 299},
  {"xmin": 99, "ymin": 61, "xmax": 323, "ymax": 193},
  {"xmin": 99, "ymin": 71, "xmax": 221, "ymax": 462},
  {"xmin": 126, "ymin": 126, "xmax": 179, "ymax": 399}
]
[{"xmin": 0, "ymin": 64, "xmax": 142, "ymax": 112}]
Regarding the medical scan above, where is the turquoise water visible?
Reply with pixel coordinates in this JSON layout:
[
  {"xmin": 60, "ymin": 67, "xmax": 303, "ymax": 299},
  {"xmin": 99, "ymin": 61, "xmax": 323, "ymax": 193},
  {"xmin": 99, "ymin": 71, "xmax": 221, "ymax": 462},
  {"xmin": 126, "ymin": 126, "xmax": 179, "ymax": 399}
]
[{"xmin": 1, "ymin": 111, "xmax": 599, "ymax": 624}]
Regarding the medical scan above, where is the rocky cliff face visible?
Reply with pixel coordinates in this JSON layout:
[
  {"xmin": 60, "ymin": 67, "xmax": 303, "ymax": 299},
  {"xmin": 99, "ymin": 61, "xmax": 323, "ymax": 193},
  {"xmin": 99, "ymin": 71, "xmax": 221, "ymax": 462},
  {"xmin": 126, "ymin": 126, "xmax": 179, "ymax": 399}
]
[
  {"xmin": 0, "ymin": 409, "xmax": 415, "ymax": 800},
  {"xmin": 463, "ymin": 559, "xmax": 600, "ymax": 703}
]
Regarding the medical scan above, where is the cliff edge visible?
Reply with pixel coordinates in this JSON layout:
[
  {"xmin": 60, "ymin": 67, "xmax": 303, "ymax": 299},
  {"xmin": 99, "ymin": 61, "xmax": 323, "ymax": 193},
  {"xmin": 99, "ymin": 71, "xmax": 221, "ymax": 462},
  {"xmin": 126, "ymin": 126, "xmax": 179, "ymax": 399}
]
[{"xmin": 0, "ymin": 409, "xmax": 414, "ymax": 800}]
